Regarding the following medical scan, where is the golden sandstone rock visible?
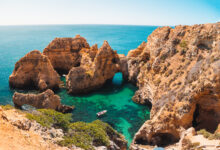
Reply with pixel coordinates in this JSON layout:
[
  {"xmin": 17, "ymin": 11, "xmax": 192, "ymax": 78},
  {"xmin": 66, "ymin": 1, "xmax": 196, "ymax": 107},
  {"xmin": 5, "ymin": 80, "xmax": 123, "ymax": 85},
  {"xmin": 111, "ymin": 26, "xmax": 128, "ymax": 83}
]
[
  {"xmin": 9, "ymin": 50, "xmax": 60, "ymax": 91},
  {"xmin": 13, "ymin": 89, "xmax": 74, "ymax": 113},
  {"xmin": 66, "ymin": 40, "xmax": 120, "ymax": 94},
  {"xmin": 43, "ymin": 35, "xmax": 90, "ymax": 74},
  {"xmin": 129, "ymin": 22, "xmax": 220, "ymax": 148},
  {"xmin": 8, "ymin": 23, "xmax": 220, "ymax": 148},
  {"xmin": 9, "ymin": 35, "xmax": 121, "ymax": 111}
]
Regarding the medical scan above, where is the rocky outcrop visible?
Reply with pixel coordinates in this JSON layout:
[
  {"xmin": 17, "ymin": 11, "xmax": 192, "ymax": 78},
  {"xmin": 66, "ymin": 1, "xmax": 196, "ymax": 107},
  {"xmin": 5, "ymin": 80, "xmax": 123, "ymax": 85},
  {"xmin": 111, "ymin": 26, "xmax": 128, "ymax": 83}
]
[
  {"xmin": 9, "ymin": 50, "xmax": 61, "ymax": 91},
  {"xmin": 0, "ymin": 106, "xmax": 68, "ymax": 150},
  {"xmin": 66, "ymin": 41, "xmax": 120, "ymax": 94},
  {"xmin": 13, "ymin": 89, "xmax": 74, "ymax": 113},
  {"xmin": 125, "ymin": 42, "xmax": 150, "ymax": 84},
  {"xmin": 43, "ymin": 35, "xmax": 90, "ymax": 74},
  {"xmin": 129, "ymin": 22, "xmax": 220, "ymax": 148}
]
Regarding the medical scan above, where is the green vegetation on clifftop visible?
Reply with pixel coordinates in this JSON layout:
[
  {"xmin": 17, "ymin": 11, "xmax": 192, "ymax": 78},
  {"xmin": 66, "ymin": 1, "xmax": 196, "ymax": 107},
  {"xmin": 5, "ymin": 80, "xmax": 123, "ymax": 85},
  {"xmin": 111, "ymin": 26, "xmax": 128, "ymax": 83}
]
[
  {"xmin": 59, "ymin": 120, "xmax": 118, "ymax": 150},
  {"xmin": 26, "ymin": 109, "xmax": 72, "ymax": 131},
  {"xmin": 26, "ymin": 109, "xmax": 125, "ymax": 150}
]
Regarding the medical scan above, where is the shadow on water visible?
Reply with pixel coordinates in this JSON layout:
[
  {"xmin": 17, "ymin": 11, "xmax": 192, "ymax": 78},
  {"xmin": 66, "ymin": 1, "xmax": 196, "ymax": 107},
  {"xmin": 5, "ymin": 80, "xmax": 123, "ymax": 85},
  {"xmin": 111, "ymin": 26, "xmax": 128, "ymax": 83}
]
[{"xmin": 57, "ymin": 73, "xmax": 151, "ymax": 144}]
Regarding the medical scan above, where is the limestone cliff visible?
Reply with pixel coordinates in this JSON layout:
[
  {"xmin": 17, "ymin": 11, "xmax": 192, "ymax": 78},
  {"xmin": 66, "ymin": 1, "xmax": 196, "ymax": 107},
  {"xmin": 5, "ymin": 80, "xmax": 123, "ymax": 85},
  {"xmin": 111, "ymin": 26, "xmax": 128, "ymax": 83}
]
[
  {"xmin": 9, "ymin": 50, "xmax": 61, "ymax": 91},
  {"xmin": 66, "ymin": 41, "xmax": 120, "ymax": 94},
  {"xmin": 127, "ymin": 22, "xmax": 220, "ymax": 148},
  {"xmin": 13, "ymin": 89, "xmax": 74, "ymax": 113},
  {"xmin": 7, "ymin": 22, "xmax": 220, "ymax": 149},
  {"xmin": 43, "ymin": 35, "xmax": 90, "ymax": 74}
]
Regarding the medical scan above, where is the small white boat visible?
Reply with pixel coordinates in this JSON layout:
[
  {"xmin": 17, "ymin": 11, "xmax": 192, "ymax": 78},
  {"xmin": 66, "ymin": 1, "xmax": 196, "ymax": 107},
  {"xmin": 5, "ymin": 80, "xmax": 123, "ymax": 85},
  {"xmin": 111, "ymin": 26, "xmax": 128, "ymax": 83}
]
[
  {"xmin": 97, "ymin": 110, "xmax": 107, "ymax": 117},
  {"xmin": 62, "ymin": 74, "xmax": 66, "ymax": 77}
]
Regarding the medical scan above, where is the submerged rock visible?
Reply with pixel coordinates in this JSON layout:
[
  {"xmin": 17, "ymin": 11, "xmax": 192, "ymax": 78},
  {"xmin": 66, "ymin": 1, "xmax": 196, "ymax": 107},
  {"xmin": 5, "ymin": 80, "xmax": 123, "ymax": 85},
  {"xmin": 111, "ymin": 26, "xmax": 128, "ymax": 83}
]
[
  {"xmin": 9, "ymin": 50, "xmax": 61, "ymax": 91},
  {"xmin": 129, "ymin": 22, "xmax": 220, "ymax": 148},
  {"xmin": 66, "ymin": 41, "xmax": 120, "ymax": 94},
  {"xmin": 13, "ymin": 89, "xmax": 74, "ymax": 113},
  {"xmin": 43, "ymin": 35, "xmax": 90, "ymax": 74}
]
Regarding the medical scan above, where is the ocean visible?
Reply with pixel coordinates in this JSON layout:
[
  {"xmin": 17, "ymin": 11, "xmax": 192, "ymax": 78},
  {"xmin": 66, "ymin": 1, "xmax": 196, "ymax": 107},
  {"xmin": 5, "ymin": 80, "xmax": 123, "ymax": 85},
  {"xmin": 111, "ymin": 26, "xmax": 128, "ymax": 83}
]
[{"xmin": 0, "ymin": 24, "xmax": 158, "ymax": 144}]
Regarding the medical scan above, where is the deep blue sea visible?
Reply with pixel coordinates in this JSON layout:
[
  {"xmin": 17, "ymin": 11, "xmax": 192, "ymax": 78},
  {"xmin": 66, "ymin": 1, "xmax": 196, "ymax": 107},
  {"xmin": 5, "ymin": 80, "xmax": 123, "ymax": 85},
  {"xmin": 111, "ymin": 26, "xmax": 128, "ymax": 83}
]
[{"xmin": 0, "ymin": 25, "xmax": 157, "ymax": 144}]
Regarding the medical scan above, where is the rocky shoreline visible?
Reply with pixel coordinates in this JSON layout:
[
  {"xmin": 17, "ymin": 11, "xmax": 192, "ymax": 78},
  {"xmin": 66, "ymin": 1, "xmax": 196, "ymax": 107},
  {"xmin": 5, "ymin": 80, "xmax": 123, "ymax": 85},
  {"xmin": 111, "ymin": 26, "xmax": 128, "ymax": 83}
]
[
  {"xmin": 129, "ymin": 22, "xmax": 220, "ymax": 149},
  {"xmin": 7, "ymin": 22, "xmax": 220, "ymax": 149}
]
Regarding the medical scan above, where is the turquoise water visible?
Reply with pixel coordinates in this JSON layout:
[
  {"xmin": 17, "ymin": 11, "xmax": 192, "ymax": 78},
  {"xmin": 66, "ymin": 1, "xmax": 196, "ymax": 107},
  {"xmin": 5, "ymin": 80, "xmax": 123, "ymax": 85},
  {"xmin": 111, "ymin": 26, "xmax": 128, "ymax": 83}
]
[
  {"xmin": 0, "ymin": 25, "xmax": 157, "ymax": 144},
  {"xmin": 59, "ymin": 74, "xmax": 150, "ymax": 144}
]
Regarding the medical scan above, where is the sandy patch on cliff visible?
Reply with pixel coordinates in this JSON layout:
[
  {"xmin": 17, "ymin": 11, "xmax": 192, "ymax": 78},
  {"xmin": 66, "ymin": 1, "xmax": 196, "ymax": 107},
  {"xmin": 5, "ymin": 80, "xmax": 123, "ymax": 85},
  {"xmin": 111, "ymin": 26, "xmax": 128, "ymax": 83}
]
[{"xmin": 0, "ymin": 107, "xmax": 67, "ymax": 150}]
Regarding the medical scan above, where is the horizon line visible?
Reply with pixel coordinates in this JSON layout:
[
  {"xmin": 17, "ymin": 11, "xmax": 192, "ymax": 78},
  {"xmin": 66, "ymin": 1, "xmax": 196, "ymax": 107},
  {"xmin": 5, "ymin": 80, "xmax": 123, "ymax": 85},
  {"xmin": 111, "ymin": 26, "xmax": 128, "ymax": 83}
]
[
  {"xmin": 0, "ymin": 22, "xmax": 212, "ymax": 27},
  {"xmin": 0, "ymin": 23, "xmax": 169, "ymax": 27},
  {"xmin": 0, "ymin": 21, "xmax": 218, "ymax": 27}
]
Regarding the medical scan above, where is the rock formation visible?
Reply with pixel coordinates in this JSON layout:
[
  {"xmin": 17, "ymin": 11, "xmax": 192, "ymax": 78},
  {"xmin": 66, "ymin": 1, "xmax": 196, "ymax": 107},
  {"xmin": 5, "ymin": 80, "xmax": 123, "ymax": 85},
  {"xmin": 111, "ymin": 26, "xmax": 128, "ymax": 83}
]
[
  {"xmin": 8, "ymin": 22, "xmax": 220, "ymax": 148},
  {"xmin": 43, "ymin": 35, "xmax": 90, "ymax": 74},
  {"xmin": 127, "ymin": 22, "xmax": 220, "ymax": 148},
  {"xmin": 66, "ymin": 40, "xmax": 120, "ymax": 94},
  {"xmin": 0, "ymin": 106, "xmax": 68, "ymax": 150},
  {"xmin": 13, "ymin": 89, "xmax": 74, "ymax": 113},
  {"xmin": 9, "ymin": 50, "xmax": 61, "ymax": 91}
]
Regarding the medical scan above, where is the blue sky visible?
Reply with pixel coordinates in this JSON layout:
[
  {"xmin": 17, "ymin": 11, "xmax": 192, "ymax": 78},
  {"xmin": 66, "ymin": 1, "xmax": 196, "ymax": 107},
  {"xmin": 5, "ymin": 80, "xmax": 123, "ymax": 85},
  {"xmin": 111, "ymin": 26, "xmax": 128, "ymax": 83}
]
[{"xmin": 0, "ymin": 0, "xmax": 219, "ymax": 26}]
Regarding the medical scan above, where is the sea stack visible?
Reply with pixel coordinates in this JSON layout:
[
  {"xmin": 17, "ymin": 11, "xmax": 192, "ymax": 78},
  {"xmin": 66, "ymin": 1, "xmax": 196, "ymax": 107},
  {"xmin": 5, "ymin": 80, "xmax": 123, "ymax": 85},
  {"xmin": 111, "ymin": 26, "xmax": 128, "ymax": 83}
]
[
  {"xmin": 9, "ymin": 50, "xmax": 61, "ymax": 91},
  {"xmin": 43, "ymin": 35, "xmax": 90, "ymax": 74},
  {"xmin": 66, "ymin": 40, "xmax": 120, "ymax": 94}
]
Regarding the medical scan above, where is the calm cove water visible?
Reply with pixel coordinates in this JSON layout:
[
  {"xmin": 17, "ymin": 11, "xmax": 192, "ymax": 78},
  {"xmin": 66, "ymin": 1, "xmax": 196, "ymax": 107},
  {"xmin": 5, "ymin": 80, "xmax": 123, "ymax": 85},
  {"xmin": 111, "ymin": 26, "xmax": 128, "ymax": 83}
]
[{"xmin": 0, "ymin": 25, "xmax": 157, "ymax": 144}]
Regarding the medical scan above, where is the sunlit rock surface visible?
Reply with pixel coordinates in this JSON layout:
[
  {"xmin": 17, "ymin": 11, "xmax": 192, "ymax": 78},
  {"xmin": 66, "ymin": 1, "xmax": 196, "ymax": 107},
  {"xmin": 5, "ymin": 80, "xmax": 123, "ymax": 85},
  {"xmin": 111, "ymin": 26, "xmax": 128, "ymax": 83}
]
[
  {"xmin": 129, "ymin": 22, "xmax": 220, "ymax": 148},
  {"xmin": 9, "ymin": 50, "xmax": 61, "ymax": 91},
  {"xmin": 43, "ymin": 35, "xmax": 90, "ymax": 74},
  {"xmin": 13, "ymin": 89, "xmax": 74, "ymax": 113},
  {"xmin": 66, "ymin": 41, "xmax": 120, "ymax": 94}
]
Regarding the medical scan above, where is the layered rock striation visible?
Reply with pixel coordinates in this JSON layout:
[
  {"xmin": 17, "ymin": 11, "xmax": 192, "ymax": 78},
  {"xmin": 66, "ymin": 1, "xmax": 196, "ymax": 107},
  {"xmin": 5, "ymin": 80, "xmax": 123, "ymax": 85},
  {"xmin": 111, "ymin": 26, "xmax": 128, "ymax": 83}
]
[
  {"xmin": 9, "ymin": 50, "xmax": 61, "ymax": 91},
  {"xmin": 66, "ymin": 40, "xmax": 120, "ymax": 94},
  {"xmin": 13, "ymin": 89, "xmax": 74, "ymax": 113},
  {"xmin": 128, "ymin": 22, "xmax": 220, "ymax": 148},
  {"xmin": 43, "ymin": 35, "xmax": 90, "ymax": 74}
]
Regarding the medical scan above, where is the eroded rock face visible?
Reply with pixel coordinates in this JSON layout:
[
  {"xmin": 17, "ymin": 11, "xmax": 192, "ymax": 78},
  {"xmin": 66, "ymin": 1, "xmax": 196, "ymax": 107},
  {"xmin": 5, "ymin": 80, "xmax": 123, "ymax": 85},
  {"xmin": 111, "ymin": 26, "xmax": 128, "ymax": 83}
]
[
  {"xmin": 66, "ymin": 41, "xmax": 120, "ymax": 94},
  {"xmin": 9, "ymin": 50, "xmax": 61, "ymax": 91},
  {"xmin": 43, "ymin": 35, "xmax": 90, "ymax": 74},
  {"xmin": 129, "ymin": 22, "xmax": 220, "ymax": 148},
  {"xmin": 126, "ymin": 42, "xmax": 150, "ymax": 84},
  {"xmin": 13, "ymin": 89, "xmax": 74, "ymax": 113}
]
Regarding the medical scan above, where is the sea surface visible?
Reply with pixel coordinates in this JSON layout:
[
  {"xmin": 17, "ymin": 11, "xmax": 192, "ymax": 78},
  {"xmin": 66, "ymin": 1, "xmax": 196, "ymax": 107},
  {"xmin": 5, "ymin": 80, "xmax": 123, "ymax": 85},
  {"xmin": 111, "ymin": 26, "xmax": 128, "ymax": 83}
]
[{"xmin": 0, "ymin": 25, "xmax": 157, "ymax": 144}]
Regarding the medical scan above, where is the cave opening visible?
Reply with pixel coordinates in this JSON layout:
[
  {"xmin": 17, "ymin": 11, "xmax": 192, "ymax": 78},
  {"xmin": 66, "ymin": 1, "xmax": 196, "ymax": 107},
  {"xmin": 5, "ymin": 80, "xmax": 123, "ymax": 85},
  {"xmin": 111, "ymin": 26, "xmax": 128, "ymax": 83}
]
[
  {"xmin": 197, "ymin": 43, "xmax": 211, "ymax": 50},
  {"xmin": 192, "ymin": 104, "xmax": 200, "ymax": 128},
  {"xmin": 112, "ymin": 72, "xmax": 124, "ymax": 85},
  {"xmin": 134, "ymin": 133, "xmax": 179, "ymax": 147},
  {"xmin": 197, "ymin": 40, "xmax": 212, "ymax": 50},
  {"xmin": 135, "ymin": 137, "xmax": 148, "ymax": 145},
  {"xmin": 151, "ymin": 133, "xmax": 179, "ymax": 147},
  {"xmin": 55, "ymin": 68, "xmax": 69, "ymax": 75},
  {"xmin": 19, "ymin": 79, "xmax": 38, "ymax": 90},
  {"xmin": 192, "ymin": 103, "xmax": 219, "ymax": 133},
  {"xmin": 143, "ymin": 98, "xmax": 152, "ymax": 109}
]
